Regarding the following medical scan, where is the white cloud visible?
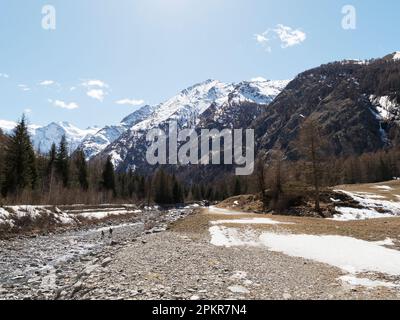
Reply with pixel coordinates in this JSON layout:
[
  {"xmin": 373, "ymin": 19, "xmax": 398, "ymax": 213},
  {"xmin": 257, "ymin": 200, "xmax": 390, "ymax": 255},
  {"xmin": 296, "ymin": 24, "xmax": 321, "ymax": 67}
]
[
  {"xmin": 0, "ymin": 73, "xmax": 9, "ymax": 78},
  {"xmin": 254, "ymin": 33, "xmax": 271, "ymax": 52},
  {"xmin": 39, "ymin": 80, "xmax": 55, "ymax": 86},
  {"xmin": 82, "ymin": 79, "xmax": 108, "ymax": 88},
  {"xmin": 49, "ymin": 99, "xmax": 79, "ymax": 110},
  {"xmin": 87, "ymin": 89, "xmax": 105, "ymax": 102},
  {"xmin": 274, "ymin": 24, "xmax": 306, "ymax": 48},
  {"xmin": 82, "ymin": 79, "xmax": 109, "ymax": 102},
  {"xmin": 255, "ymin": 33, "xmax": 269, "ymax": 45},
  {"xmin": 255, "ymin": 24, "xmax": 306, "ymax": 52},
  {"xmin": 18, "ymin": 84, "xmax": 31, "ymax": 91},
  {"xmin": 24, "ymin": 108, "xmax": 32, "ymax": 114},
  {"xmin": 115, "ymin": 98, "xmax": 145, "ymax": 106}
]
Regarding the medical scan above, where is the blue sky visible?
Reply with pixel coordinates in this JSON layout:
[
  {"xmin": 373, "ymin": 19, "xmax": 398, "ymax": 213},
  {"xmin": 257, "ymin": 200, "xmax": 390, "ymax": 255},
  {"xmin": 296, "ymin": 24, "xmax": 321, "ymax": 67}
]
[{"xmin": 0, "ymin": 0, "xmax": 399, "ymax": 128}]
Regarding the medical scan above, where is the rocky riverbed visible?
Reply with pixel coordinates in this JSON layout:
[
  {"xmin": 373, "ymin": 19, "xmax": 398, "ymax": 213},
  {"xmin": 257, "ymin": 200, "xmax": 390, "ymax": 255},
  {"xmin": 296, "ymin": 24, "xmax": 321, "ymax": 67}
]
[
  {"xmin": 66, "ymin": 208, "xmax": 400, "ymax": 300},
  {"xmin": 0, "ymin": 207, "xmax": 195, "ymax": 300},
  {"xmin": 2, "ymin": 205, "xmax": 400, "ymax": 300}
]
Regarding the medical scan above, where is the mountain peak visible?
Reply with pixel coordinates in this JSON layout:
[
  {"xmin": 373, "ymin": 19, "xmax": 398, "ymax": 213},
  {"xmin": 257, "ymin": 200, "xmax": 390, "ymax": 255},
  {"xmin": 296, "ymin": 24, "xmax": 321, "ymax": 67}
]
[{"xmin": 392, "ymin": 51, "xmax": 400, "ymax": 61}]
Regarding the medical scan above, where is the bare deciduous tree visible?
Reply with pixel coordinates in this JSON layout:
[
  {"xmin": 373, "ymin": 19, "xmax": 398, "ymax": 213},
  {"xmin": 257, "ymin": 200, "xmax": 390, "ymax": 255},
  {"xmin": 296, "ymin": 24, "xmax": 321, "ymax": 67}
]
[
  {"xmin": 255, "ymin": 155, "xmax": 268, "ymax": 211},
  {"xmin": 297, "ymin": 118, "xmax": 326, "ymax": 213}
]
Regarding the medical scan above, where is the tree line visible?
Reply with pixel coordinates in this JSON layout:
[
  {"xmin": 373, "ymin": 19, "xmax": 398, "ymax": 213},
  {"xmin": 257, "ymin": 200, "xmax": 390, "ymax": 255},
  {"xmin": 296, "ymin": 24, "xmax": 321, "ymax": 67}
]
[
  {"xmin": 0, "ymin": 117, "xmax": 240, "ymax": 206},
  {"xmin": 252, "ymin": 118, "xmax": 400, "ymax": 214},
  {"xmin": 3, "ymin": 116, "xmax": 398, "ymax": 209}
]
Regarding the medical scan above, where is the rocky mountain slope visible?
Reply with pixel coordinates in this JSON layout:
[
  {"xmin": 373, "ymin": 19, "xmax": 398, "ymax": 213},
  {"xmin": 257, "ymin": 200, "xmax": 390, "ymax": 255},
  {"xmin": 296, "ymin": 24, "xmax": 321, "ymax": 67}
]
[
  {"xmin": 96, "ymin": 79, "xmax": 289, "ymax": 172},
  {"xmin": 254, "ymin": 52, "xmax": 400, "ymax": 159},
  {"xmin": 78, "ymin": 105, "xmax": 157, "ymax": 159},
  {"xmin": 0, "ymin": 79, "xmax": 288, "ymax": 159},
  {"xmin": 100, "ymin": 52, "xmax": 400, "ymax": 179}
]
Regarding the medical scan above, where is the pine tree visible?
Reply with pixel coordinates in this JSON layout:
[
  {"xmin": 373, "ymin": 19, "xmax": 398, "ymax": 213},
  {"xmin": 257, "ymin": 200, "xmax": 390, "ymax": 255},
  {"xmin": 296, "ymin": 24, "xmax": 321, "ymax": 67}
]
[
  {"xmin": 55, "ymin": 135, "xmax": 70, "ymax": 188},
  {"xmin": 233, "ymin": 177, "xmax": 241, "ymax": 196},
  {"xmin": 154, "ymin": 169, "xmax": 171, "ymax": 205},
  {"xmin": 75, "ymin": 149, "xmax": 89, "ymax": 191},
  {"xmin": 102, "ymin": 156, "xmax": 116, "ymax": 195},
  {"xmin": 172, "ymin": 175, "xmax": 184, "ymax": 204},
  {"xmin": 2, "ymin": 116, "xmax": 37, "ymax": 196},
  {"xmin": 137, "ymin": 176, "xmax": 146, "ymax": 200},
  {"xmin": 127, "ymin": 170, "xmax": 136, "ymax": 198}
]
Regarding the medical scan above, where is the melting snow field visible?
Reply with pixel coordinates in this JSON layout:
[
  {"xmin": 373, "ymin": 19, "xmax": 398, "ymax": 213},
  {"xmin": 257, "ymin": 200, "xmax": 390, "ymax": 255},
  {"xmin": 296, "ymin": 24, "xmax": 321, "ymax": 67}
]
[
  {"xmin": 207, "ymin": 206, "xmax": 252, "ymax": 216},
  {"xmin": 333, "ymin": 207, "xmax": 394, "ymax": 221},
  {"xmin": 339, "ymin": 276, "xmax": 397, "ymax": 289},
  {"xmin": 210, "ymin": 218, "xmax": 292, "ymax": 226},
  {"xmin": 209, "ymin": 225, "xmax": 400, "ymax": 288},
  {"xmin": 0, "ymin": 205, "xmax": 146, "ymax": 231},
  {"xmin": 332, "ymin": 189, "xmax": 400, "ymax": 221}
]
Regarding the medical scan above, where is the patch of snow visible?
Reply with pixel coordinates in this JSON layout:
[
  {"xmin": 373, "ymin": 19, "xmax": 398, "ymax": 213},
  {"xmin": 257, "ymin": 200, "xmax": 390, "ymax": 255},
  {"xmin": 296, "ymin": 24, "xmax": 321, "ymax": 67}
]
[
  {"xmin": 369, "ymin": 95, "xmax": 399, "ymax": 121},
  {"xmin": 341, "ymin": 59, "xmax": 369, "ymax": 65},
  {"xmin": 373, "ymin": 238, "xmax": 395, "ymax": 246},
  {"xmin": 211, "ymin": 218, "xmax": 292, "ymax": 225},
  {"xmin": 208, "ymin": 206, "xmax": 250, "ymax": 216},
  {"xmin": 393, "ymin": 52, "xmax": 400, "ymax": 61},
  {"xmin": 209, "ymin": 226, "xmax": 259, "ymax": 248},
  {"xmin": 339, "ymin": 275, "xmax": 397, "ymax": 289},
  {"xmin": 11, "ymin": 206, "xmax": 43, "ymax": 219},
  {"xmin": 332, "ymin": 190, "xmax": 400, "ymax": 221},
  {"xmin": 258, "ymin": 233, "xmax": 400, "ymax": 276},
  {"xmin": 332, "ymin": 207, "xmax": 394, "ymax": 221},
  {"xmin": 78, "ymin": 210, "xmax": 130, "ymax": 220},
  {"xmin": 0, "ymin": 207, "xmax": 13, "ymax": 227},
  {"xmin": 209, "ymin": 227, "xmax": 400, "ymax": 280},
  {"xmin": 373, "ymin": 185, "xmax": 394, "ymax": 191}
]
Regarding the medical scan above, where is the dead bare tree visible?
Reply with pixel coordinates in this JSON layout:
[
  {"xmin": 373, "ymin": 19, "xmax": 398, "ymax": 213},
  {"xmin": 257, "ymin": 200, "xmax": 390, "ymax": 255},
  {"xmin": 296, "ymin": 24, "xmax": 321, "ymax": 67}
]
[
  {"xmin": 255, "ymin": 156, "xmax": 268, "ymax": 211},
  {"xmin": 297, "ymin": 118, "xmax": 326, "ymax": 213},
  {"xmin": 268, "ymin": 150, "xmax": 285, "ymax": 212}
]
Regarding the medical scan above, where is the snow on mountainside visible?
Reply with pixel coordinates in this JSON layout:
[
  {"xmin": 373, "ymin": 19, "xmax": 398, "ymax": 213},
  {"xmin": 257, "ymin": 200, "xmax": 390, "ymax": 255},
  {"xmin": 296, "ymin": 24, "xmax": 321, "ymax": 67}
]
[
  {"xmin": 392, "ymin": 52, "xmax": 400, "ymax": 61},
  {"xmin": 33, "ymin": 122, "xmax": 99, "ymax": 153},
  {"xmin": 1, "ymin": 78, "xmax": 288, "ymax": 161},
  {"xmin": 0, "ymin": 120, "xmax": 41, "ymax": 136},
  {"xmin": 131, "ymin": 80, "xmax": 234, "ymax": 131},
  {"xmin": 229, "ymin": 80, "xmax": 290, "ymax": 105},
  {"xmin": 0, "ymin": 120, "xmax": 98, "ymax": 154},
  {"xmin": 98, "ymin": 78, "xmax": 288, "ymax": 170},
  {"xmin": 78, "ymin": 104, "xmax": 157, "ymax": 159},
  {"xmin": 369, "ymin": 95, "xmax": 400, "ymax": 122},
  {"xmin": 254, "ymin": 53, "xmax": 400, "ymax": 161}
]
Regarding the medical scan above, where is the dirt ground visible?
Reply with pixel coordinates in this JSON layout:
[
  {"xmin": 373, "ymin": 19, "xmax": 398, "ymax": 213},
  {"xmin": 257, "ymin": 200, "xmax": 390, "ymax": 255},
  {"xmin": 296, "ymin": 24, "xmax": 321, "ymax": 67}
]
[
  {"xmin": 171, "ymin": 209, "xmax": 400, "ymax": 248},
  {"xmin": 335, "ymin": 180, "xmax": 400, "ymax": 201}
]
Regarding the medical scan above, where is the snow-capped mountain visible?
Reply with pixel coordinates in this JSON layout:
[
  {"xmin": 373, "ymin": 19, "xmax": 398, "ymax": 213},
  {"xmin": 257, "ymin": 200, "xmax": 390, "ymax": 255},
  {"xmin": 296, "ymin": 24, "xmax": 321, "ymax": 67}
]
[
  {"xmin": 97, "ymin": 78, "xmax": 289, "ymax": 171},
  {"xmin": 33, "ymin": 122, "xmax": 99, "ymax": 153},
  {"xmin": 228, "ymin": 80, "xmax": 290, "ymax": 105},
  {"xmin": 0, "ymin": 120, "xmax": 98, "ymax": 154},
  {"xmin": 1, "ymin": 78, "xmax": 288, "ymax": 162},
  {"xmin": 0, "ymin": 120, "xmax": 41, "ymax": 136},
  {"xmin": 78, "ymin": 104, "xmax": 157, "ymax": 159}
]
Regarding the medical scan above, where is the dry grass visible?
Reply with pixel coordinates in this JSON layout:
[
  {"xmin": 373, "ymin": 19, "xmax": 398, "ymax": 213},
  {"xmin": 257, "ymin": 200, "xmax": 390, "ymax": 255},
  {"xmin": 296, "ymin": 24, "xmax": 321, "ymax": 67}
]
[
  {"xmin": 335, "ymin": 180, "xmax": 400, "ymax": 201},
  {"xmin": 171, "ymin": 208, "xmax": 400, "ymax": 247}
]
